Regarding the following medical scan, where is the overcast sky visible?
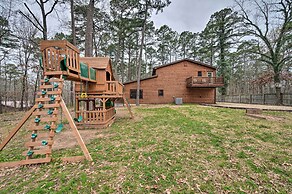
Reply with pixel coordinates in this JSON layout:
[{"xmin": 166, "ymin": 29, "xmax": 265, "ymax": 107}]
[{"xmin": 151, "ymin": 0, "xmax": 235, "ymax": 33}]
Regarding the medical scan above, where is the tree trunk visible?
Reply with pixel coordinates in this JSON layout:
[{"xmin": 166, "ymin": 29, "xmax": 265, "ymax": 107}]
[
  {"xmin": 136, "ymin": 2, "xmax": 148, "ymax": 106},
  {"xmin": 0, "ymin": 62, "xmax": 2, "ymax": 114},
  {"xmin": 13, "ymin": 79, "xmax": 17, "ymax": 111},
  {"xmin": 85, "ymin": 0, "xmax": 94, "ymax": 57},
  {"xmin": 127, "ymin": 45, "xmax": 132, "ymax": 81},
  {"xmin": 70, "ymin": 0, "xmax": 76, "ymax": 107},
  {"xmin": 274, "ymin": 72, "xmax": 282, "ymax": 105},
  {"xmin": 4, "ymin": 65, "xmax": 7, "ymax": 106},
  {"xmin": 40, "ymin": 0, "xmax": 47, "ymax": 40}
]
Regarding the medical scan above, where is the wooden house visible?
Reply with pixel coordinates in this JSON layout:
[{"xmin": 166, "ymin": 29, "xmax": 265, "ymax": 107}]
[
  {"xmin": 124, "ymin": 59, "xmax": 224, "ymax": 104},
  {"xmin": 74, "ymin": 57, "xmax": 125, "ymax": 128}
]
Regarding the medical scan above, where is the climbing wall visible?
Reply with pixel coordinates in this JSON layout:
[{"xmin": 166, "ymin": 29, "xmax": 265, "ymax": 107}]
[{"xmin": 22, "ymin": 75, "xmax": 64, "ymax": 165}]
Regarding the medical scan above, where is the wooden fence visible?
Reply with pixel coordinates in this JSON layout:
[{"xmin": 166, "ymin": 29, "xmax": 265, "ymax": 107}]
[{"xmin": 217, "ymin": 93, "xmax": 292, "ymax": 106}]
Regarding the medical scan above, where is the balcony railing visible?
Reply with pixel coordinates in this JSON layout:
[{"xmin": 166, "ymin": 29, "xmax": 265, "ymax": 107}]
[
  {"xmin": 105, "ymin": 81, "xmax": 124, "ymax": 96},
  {"xmin": 186, "ymin": 76, "xmax": 224, "ymax": 88}
]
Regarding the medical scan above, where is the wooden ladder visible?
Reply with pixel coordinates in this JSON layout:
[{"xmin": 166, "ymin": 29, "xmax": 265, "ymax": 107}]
[
  {"xmin": 23, "ymin": 75, "xmax": 64, "ymax": 165},
  {"xmin": 0, "ymin": 75, "xmax": 92, "ymax": 167}
]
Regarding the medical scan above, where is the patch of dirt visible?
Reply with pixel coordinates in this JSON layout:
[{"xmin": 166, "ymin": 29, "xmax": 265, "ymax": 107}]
[
  {"xmin": 115, "ymin": 107, "xmax": 142, "ymax": 122},
  {"xmin": 246, "ymin": 114, "xmax": 284, "ymax": 121},
  {"xmin": 53, "ymin": 128, "xmax": 109, "ymax": 150}
]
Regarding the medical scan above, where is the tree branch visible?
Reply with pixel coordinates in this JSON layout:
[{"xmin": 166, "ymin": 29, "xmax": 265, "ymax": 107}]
[
  {"xmin": 23, "ymin": 3, "xmax": 44, "ymax": 30},
  {"xmin": 18, "ymin": 11, "xmax": 43, "ymax": 32},
  {"xmin": 45, "ymin": 0, "xmax": 59, "ymax": 17}
]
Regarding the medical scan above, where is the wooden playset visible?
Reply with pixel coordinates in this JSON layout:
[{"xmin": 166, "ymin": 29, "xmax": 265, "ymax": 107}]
[{"xmin": 0, "ymin": 40, "xmax": 133, "ymax": 167}]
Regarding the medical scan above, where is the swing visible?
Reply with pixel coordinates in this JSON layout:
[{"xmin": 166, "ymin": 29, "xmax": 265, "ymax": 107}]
[
  {"xmin": 80, "ymin": 80, "xmax": 88, "ymax": 98},
  {"xmin": 74, "ymin": 115, "xmax": 83, "ymax": 123},
  {"xmin": 80, "ymin": 93, "xmax": 87, "ymax": 98}
]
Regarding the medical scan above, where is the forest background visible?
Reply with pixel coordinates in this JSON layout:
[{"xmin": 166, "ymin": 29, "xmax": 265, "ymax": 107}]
[{"xmin": 0, "ymin": 0, "xmax": 291, "ymax": 112}]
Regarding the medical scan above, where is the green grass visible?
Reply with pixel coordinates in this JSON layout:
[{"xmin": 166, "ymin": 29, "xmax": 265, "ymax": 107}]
[{"xmin": 0, "ymin": 104, "xmax": 291, "ymax": 193}]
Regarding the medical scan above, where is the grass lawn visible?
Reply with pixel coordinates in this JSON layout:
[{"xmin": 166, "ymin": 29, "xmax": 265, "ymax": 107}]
[{"xmin": 0, "ymin": 104, "xmax": 291, "ymax": 193}]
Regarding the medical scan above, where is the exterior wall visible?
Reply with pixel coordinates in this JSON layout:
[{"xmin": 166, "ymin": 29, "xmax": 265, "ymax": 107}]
[{"xmin": 124, "ymin": 61, "xmax": 217, "ymax": 104}]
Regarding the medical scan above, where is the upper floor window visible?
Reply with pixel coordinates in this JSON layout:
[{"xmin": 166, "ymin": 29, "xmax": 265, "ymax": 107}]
[
  {"xmin": 198, "ymin": 71, "xmax": 202, "ymax": 77},
  {"xmin": 207, "ymin": 72, "xmax": 213, "ymax": 77}
]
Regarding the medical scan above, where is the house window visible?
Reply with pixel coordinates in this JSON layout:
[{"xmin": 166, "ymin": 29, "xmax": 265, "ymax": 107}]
[
  {"xmin": 207, "ymin": 72, "xmax": 213, "ymax": 77},
  {"xmin": 198, "ymin": 71, "xmax": 202, "ymax": 77},
  {"xmin": 158, "ymin": 90, "xmax": 164, "ymax": 96},
  {"xmin": 130, "ymin": 89, "xmax": 143, "ymax": 99}
]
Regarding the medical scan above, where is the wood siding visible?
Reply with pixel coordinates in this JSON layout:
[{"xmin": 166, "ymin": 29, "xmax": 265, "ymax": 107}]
[{"xmin": 124, "ymin": 60, "xmax": 217, "ymax": 104}]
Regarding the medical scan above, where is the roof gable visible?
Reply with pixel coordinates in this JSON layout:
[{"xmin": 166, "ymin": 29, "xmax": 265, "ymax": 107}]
[
  {"xmin": 80, "ymin": 57, "xmax": 111, "ymax": 69},
  {"xmin": 153, "ymin": 58, "xmax": 216, "ymax": 71}
]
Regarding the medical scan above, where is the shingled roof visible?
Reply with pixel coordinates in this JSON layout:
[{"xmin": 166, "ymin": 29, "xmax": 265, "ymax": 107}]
[{"xmin": 153, "ymin": 58, "xmax": 216, "ymax": 71}]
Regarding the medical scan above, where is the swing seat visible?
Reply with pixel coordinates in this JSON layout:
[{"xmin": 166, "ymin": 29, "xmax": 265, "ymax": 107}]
[
  {"xmin": 55, "ymin": 123, "xmax": 63, "ymax": 133},
  {"xmin": 74, "ymin": 116, "xmax": 83, "ymax": 123}
]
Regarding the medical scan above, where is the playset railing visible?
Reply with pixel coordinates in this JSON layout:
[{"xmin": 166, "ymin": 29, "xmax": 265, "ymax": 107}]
[
  {"xmin": 40, "ymin": 40, "xmax": 80, "ymax": 75},
  {"xmin": 76, "ymin": 107, "xmax": 115, "ymax": 125},
  {"xmin": 105, "ymin": 81, "xmax": 124, "ymax": 95}
]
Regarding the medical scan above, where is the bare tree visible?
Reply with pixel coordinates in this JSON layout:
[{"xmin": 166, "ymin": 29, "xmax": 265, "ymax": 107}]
[
  {"xmin": 235, "ymin": 0, "xmax": 292, "ymax": 104},
  {"xmin": 19, "ymin": 0, "xmax": 59, "ymax": 40},
  {"xmin": 13, "ymin": 18, "xmax": 38, "ymax": 110}
]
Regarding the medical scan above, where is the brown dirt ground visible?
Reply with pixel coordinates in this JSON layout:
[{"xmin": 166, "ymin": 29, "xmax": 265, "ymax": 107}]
[{"xmin": 53, "ymin": 107, "xmax": 132, "ymax": 150}]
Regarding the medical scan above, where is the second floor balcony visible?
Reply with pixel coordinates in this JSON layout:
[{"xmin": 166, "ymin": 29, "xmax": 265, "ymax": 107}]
[{"xmin": 186, "ymin": 76, "xmax": 224, "ymax": 88}]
